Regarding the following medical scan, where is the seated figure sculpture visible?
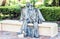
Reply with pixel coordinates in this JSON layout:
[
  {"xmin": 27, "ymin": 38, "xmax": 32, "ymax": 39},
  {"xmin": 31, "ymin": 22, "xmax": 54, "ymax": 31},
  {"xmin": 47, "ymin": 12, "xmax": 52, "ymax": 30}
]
[{"xmin": 20, "ymin": 2, "xmax": 45, "ymax": 38}]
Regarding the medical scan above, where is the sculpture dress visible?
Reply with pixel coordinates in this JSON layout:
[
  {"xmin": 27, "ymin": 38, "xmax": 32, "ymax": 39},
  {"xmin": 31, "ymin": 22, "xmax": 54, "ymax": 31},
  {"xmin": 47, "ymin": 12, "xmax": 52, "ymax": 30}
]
[{"xmin": 20, "ymin": 3, "xmax": 45, "ymax": 38}]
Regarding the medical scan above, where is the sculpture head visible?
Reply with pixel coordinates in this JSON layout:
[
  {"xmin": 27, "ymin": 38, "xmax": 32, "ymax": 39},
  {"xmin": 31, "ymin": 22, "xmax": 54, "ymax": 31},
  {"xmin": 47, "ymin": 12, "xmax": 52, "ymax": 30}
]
[{"xmin": 26, "ymin": 2, "xmax": 33, "ymax": 8}]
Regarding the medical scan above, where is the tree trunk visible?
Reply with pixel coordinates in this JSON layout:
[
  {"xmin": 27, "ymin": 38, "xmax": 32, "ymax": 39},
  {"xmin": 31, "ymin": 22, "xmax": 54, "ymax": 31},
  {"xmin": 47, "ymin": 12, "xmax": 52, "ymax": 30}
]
[
  {"xmin": 1, "ymin": 0, "xmax": 6, "ymax": 6},
  {"xmin": 56, "ymin": 0, "xmax": 59, "ymax": 6},
  {"xmin": 52, "ymin": 0, "xmax": 56, "ymax": 6},
  {"xmin": 59, "ymin": 0, "xmax": 60, "ymax": 6}
]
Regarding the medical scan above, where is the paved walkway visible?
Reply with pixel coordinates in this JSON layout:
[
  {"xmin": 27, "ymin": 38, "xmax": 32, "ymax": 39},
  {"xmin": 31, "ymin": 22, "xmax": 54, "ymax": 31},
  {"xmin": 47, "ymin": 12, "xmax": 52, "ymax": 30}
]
[
  {"xmin": 0, "ymin": 31, "xmax": 19, "ymax": 39},
  {"xmin": 0, "ymin": 30, "xmax": 60, "ymax": 39},
  {"xmin": 0, "ymin": 32, "xmax": 59, "ymax": 39}
]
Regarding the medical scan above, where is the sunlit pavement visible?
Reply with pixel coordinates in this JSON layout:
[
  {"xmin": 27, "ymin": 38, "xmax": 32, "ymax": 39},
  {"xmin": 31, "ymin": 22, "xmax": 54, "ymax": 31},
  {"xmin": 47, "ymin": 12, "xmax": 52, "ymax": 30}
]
[
  {"xmin": 0, "ymin": 28, "xmax": 60, "ymax": 39},
  {"xmin": 0, "ymin": 31, "xmax": 19, "ymax": 39}
]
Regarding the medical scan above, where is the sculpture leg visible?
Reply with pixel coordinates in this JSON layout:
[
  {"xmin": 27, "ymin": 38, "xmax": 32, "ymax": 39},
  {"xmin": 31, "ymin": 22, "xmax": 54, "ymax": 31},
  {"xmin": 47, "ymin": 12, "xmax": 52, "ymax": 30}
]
[
  {"xmin": 23, "ymin": 19, "xmax": 32, "ymax": 37},
  {"xmin": 27, "ymin": 26, "xmax": 32, "ymax": 37},
  {"xmin": 21, "ymin": 20, "xmax": 28, "ymax": 37},
  {"xmin": 33, "ymin": 22, "xmax": 40, "ymax": 38}
]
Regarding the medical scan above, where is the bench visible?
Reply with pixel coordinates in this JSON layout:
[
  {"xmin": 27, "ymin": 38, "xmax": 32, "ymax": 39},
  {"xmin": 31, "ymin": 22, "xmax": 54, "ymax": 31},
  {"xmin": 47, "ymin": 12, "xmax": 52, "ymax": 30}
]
[{"xmin": 0, "ymin": 20, "xmax": 58, "ymax": 37}]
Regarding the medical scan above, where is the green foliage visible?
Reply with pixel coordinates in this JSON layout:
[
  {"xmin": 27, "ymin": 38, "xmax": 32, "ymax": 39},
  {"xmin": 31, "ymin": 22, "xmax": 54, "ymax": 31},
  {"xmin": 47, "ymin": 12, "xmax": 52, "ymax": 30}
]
[
  {"xmin": 6, "ymin": 0, "xmax": 19, "ymax": 6},
  {"xmin": 44, "ymin": 0, "xmax": 50, "ymax": 6},
  {"xmin": 40, "ymin": 7, "xmax": 60, "ymax": 21},
  {"xmin": 44, "ymin": 0, "xmax": 53, "ymax": 7},
  {"xmin": 20, "ymin": 0, "xmax": 26, "ymax": 4},
  {"xmin": 20, "ymin": 0, "xmax": 38, "ymax": 7},
  {"xmin": 0, "ymin": 5, "xmax": 21, "ymax": 14},
  {"xmin": 1, "ymin": 5, "xmax": 60, "ymax": 21},
  {"xmin": 0, "ymin": 15, "xmax": 1, "ymax": 20},
  {"xmin": 30, "ymin": 0, "xmax": 38, "ymax": 7},
  {"xmin": 52, "ymin": 0, "xmax": 59, "ymax": 6},
  {"xmin": 0, "ymin": 5, "xmax": 21, "ymax": 19}
]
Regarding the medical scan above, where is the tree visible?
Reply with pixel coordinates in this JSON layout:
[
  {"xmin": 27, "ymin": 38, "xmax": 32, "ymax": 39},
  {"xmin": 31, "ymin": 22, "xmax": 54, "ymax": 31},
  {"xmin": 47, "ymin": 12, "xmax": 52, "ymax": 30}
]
[
  {"xmin": 52, "ymin": 0, "xmax": 59, "ymax": 6},
  {"xmin": 1, "ymin": 0, "xmax": 6, "ymax": 6},
  {"xmin": 30, "ymin": 0, "xmax": 38, "ymax": 7},
  {"xmin": 44, "ymin": 0, "xmax": 51, "ymax": 6},
  {"xmin": 52, "ymin": 0, "xmax": 56, "ymax": 6},
  {"xmin": 59, "ymin": 0, "xmax": 60, "ymax": 6}
]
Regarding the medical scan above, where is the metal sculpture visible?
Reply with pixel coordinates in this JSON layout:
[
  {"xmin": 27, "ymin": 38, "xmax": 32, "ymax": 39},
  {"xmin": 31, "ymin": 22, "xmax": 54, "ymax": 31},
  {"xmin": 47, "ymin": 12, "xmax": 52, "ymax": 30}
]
[{"xmin": 20, "ymin": 2, "xmax": 45, "ymax": 38}]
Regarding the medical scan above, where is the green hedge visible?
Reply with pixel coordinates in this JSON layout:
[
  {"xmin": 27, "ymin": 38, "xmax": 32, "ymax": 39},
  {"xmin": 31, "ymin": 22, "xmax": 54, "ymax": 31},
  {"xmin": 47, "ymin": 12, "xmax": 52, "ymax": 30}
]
[
  {"xmin": 40, "ymin": 7, "xmax": 60, "ymax": 21},
  {"xmin": 0, "ymin": 5, "xmax": 21, "ymax": 14},
  {"xmin": 0, "ymin": 6, "xmax": 60, "ymax": 21},
  {"xmin": 0, "ymin": 5, "xmax": 21, "ymax": 19}
]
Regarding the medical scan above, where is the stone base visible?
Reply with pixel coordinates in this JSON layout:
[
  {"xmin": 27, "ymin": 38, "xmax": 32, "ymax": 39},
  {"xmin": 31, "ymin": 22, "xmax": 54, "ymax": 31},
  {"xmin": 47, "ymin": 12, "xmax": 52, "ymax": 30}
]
[{"xmin": 0, "ymin": 20, "xmax": 58, "ymax": 37}]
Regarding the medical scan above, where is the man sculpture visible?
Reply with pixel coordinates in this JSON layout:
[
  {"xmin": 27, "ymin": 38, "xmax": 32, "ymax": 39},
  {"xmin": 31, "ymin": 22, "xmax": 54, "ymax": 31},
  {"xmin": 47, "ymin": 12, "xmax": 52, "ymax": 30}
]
[{"xmin": 20, "ymin": 2, "xmax": 45, "ymax": 38}]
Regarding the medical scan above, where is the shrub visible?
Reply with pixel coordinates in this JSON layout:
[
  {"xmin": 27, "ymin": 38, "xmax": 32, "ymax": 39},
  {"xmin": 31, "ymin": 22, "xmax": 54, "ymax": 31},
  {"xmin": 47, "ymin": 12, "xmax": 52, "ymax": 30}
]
[
  {"xmin": 40, "ymin": 7, "xmax": 60, "ymax": 21},
  {"xmin": 1, "ymin": 6, "xmax": 60, "ymax": 21},
  {"xmin": 0, "ymin": 5, "xmax": 21, "ymax": 19},
  {"xmin": 0, "ymin": 5, "xmax": 21, "ymax": 14}
]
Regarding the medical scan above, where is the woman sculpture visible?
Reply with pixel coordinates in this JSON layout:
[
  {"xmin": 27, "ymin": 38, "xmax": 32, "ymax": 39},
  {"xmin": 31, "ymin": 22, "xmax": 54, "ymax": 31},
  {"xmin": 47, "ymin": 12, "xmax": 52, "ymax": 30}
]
[{"xmin": 20, "ymin": 2, "xmax": 45, "ymax": 38}]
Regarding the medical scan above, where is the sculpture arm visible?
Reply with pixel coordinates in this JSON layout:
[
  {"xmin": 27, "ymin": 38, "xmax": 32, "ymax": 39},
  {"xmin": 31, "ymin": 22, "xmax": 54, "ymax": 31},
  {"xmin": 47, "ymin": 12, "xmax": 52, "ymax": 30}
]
[
  {"xmin": 37, "ymin": 9, "xmax": 45, "ymax": 21},
  {"xmin": 19, "ymin": 9, "xmax": 25, "ymax": 21}
]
